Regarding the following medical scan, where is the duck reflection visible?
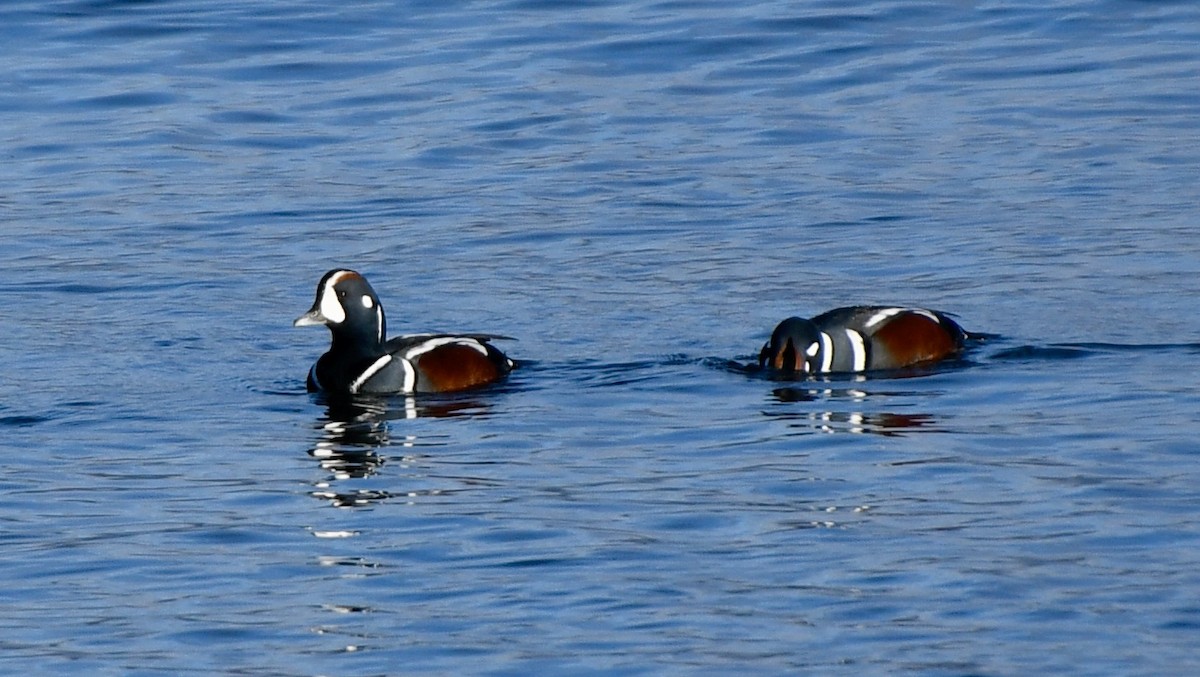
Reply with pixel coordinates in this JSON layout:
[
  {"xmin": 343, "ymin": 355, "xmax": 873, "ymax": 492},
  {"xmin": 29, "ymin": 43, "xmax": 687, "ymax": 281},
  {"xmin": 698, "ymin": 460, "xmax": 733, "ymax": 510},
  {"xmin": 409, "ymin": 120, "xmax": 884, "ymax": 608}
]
[
  {"xmin": 309, "ymin": 396, "xmax": 393, "ymax": 479},
  {"xmin": 306, "ymin": 393, "xmax": 494, "ymax": 507},
  {"xmin": 764, "ymin": 385, "xmax": 939, "ymax": 436}
]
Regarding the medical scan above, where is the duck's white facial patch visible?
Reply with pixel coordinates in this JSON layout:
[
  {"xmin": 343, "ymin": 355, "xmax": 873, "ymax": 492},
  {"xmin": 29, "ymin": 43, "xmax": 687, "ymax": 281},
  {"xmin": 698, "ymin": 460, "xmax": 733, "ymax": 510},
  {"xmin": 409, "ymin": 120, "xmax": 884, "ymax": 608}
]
[
  {"xmin": 361, "ymin": 295, "xmax": 374, "ymax": 309},
  {"xmin": 319, "ymin": 281, "xmax": 346, "ymax": 324},
  {"xmin": 326, "ymin": 270, "xmax": 357, "ymax": 286}
]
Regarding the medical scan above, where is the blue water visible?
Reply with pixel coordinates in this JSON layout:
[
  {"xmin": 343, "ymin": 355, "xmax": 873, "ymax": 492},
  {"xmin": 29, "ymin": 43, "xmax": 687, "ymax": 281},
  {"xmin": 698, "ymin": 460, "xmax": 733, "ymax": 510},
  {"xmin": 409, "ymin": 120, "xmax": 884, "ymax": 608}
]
[{"xmin": 3, "ymin": 0, "xmax": 1200, "ymax": 674}]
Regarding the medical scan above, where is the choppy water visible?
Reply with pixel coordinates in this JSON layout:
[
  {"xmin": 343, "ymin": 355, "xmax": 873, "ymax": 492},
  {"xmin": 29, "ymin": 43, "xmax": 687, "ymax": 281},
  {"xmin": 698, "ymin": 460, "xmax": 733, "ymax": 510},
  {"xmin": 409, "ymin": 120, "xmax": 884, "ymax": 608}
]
[{"xmin": 3, "ymin": 0, "xmax": 1200, "ymax": 674}]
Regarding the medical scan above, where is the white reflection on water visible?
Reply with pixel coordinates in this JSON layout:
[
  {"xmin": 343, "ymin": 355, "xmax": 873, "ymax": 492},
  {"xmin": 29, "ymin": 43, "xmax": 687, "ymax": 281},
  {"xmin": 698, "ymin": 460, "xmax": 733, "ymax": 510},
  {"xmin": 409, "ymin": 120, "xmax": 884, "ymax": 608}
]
[
  {"xmin": 763, "ymin": 384, "xmax": 945, "ymax": 436},
  {"xmin": 304, "ymin": 392, "xmax": 499, "ymax": 507}
]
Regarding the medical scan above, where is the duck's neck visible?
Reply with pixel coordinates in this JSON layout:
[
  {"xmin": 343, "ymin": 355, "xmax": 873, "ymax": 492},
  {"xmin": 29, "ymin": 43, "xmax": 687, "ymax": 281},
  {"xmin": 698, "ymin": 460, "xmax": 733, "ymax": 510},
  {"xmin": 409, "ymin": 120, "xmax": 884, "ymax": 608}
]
[{"xmin": 329, "ymin": 325, "xmax": 383, "ymax": 358}]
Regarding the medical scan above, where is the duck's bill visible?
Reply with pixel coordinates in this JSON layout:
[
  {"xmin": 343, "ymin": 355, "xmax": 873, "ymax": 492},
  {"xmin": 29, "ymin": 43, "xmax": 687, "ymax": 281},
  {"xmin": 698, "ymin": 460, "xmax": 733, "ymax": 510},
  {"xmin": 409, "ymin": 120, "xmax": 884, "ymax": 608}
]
[{"xmin": 293, "ymin": 309, "xmax": 327, "ymax": 327}]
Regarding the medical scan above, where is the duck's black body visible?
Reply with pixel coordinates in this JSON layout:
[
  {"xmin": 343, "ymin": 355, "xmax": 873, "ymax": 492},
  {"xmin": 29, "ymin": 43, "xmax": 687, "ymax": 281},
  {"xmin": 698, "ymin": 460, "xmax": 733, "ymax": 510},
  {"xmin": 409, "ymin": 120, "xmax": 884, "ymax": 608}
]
[
  {"xmin": 295, "ymin": 269, "xmax": 514, "ymax": 395},
  {"xmin": 759, "ymin": 306, "xmax": 967, "ymax": 375}
]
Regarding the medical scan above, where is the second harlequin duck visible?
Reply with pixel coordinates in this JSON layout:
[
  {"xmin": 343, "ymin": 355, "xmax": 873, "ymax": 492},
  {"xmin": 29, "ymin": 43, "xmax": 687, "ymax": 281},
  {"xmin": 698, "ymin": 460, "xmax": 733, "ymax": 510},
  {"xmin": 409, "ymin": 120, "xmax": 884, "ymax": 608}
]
[
  {"xmin": 759, "ymin": 306, "xmax": 967, "ymax": 375},
  {"xmin": 294, "ymin": 269, "xmax": 515, "ymax": 395}
]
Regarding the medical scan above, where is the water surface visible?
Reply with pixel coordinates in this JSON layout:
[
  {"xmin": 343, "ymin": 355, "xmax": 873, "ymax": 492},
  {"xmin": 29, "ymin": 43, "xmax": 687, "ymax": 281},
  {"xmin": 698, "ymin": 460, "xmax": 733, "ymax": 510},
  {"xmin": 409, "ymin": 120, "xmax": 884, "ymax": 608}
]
[{"xmin": 2, "ymin": 1, "xmax": 1200, "ymax": 674}]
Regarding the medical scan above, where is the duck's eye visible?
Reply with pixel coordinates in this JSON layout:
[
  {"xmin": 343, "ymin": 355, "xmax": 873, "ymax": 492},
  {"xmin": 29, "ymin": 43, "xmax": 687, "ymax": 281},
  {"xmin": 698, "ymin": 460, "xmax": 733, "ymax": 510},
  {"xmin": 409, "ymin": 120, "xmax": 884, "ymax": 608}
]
[{"xmin": 337, "ymin": 290, "xmax": 347, "ymax": 299}]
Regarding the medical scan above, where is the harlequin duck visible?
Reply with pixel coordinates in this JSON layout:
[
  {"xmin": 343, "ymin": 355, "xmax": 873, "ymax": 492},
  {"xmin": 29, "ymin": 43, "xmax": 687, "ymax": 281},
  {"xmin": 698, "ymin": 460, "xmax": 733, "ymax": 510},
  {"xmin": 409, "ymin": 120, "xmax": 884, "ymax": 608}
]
[
  {"xmin": 759, "ymin": 306, "xmax": 967, "ymax": 375},
  {"xmin": 294, "ymin": 269, "xmax": 515, "ymax": 395}
]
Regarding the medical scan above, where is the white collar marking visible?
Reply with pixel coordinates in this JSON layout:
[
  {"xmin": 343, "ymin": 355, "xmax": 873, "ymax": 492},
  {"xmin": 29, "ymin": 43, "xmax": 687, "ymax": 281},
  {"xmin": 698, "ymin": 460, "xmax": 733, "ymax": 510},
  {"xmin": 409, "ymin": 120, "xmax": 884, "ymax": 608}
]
[
  {"xmin": 348, "ymin": 354, "xmax": 392, "ymax": 394},
  {"xmin": 845, "ymin": 328, "xmax": 867, "ymax": 372},
  {"xmin": 818, "ymin": 331, "xmax": 834, "ymax": 373}
]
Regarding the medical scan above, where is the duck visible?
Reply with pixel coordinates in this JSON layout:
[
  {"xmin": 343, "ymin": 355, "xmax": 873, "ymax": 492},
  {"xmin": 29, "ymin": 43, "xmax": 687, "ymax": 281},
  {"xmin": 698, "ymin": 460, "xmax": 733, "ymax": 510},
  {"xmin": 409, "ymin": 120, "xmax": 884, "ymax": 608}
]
[
  {"xmin": 294, "ymin": 269, "xmax": 514, "ymax": 394},
  {"xmin": 759, "ymin": 306, "xmax": 967, "ymax": 374}
]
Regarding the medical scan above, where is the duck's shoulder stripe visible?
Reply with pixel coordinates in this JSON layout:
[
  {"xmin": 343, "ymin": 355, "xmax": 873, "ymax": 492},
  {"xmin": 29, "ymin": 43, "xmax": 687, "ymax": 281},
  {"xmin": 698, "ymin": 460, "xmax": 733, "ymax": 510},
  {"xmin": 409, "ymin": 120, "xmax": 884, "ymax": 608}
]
[
  {"xmin": 844, "ymin": 328, "xmax": 867, "ymax": 372},
  {"xmin": 402, "ymin": 335, "xmax": 490, "ymax": 361},
  {"xmin": 398, "ymin": 357, "xmax": 417, "ymax": 392},
  {"xmin": 385, "ymin": 334, "xmax": 510, "ymax": 393},
  {"xmin": 870, "ymin": 310, "xmax": 962, "ymax": 366},
  {"xmin": 864, "ymin": 304, "xmax": 945, "ymax": 328},
  {"xmin": 817, "ymin": 331, "xmax": 835, "ymax": 373},
  {"xmin": 863, "ymin": 307, "xmax": 906, "ymax": 329}
]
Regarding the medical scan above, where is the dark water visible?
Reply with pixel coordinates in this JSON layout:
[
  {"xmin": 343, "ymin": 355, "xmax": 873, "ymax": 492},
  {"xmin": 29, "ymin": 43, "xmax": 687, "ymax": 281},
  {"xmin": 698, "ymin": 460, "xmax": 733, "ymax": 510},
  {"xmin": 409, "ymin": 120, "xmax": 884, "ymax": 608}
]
[{"xmin": 3, "ymin": 0, "xmax": 1200, "ymax": 674}]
